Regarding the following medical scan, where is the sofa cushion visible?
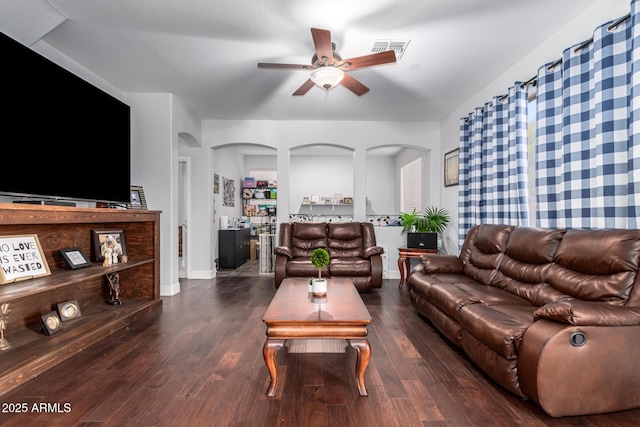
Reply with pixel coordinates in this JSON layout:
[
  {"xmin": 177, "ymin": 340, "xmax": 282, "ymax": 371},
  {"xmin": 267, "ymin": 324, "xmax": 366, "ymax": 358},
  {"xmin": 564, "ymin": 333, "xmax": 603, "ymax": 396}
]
[
  {"xmin": 286, "ymin": 258, "xmax": 329, "ymax": 278},
  {"xmin": 449, "ymin": 282, "xmax": 533, "ymax": 307},
  {"xmin": 330, "ymin": 257, "xmax": 370, "ymax": 277},
  {"xmin": 459, "ymin": 304, "xmax": 536, "ymax": 359},
  {"xmin": 427, "ymin": 284, "xmax": 482, "ymax": 319},
  {"xmin": 421, "ymin": 254, "xmax": 464, "ymax": 274},
  {"xmin": 408, "ymin": 265, "xmax": 480, "ymax": 300},
  {"xmin": 547, "ymin": 229, "xmax": 640, "ymax": 303},
  {"xmin": 493, "ymin": 227, "xmax": 567, "ymax": 306},
  {"xmin": 462, "ymin": 224, "xmax": 514, "ymax": 285},
  {"xmin": 504, "ymin": 227, "xmax": 565, "ymax": 264},
  {"xmin": 327, "ymin": 223, "xmax": 363, "ymax": 258},
  {"xmin": 291, "ymin": 222, "xmax": 327, "ymax": 258}
]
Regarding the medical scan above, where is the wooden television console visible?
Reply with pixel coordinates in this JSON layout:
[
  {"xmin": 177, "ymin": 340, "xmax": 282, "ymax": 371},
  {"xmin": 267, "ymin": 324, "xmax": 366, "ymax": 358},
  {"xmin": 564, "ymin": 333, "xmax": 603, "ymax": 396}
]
[{"xmin": 0, "ymin": 203, "xmax": 161, "ymax": 396}]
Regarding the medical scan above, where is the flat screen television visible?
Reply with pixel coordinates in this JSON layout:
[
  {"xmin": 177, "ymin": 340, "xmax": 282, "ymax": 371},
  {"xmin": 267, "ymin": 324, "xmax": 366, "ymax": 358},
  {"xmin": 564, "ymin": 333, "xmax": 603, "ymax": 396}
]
[{"xmin": 1, "ymin": 31, "xmax": 131, "ymax": 205}]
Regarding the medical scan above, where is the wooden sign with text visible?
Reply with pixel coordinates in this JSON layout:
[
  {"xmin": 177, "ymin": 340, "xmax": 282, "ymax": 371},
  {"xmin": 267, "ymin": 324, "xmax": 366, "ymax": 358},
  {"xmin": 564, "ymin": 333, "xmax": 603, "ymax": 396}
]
[{"xmin": 0, "ymin": 234, "xmax": 51, "ymax": 284}]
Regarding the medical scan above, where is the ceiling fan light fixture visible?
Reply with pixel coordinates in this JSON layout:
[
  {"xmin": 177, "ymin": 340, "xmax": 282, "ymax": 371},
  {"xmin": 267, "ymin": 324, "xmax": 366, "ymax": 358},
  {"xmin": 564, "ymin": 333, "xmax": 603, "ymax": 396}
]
[{"xmin": 310, "ymin": 67, "xmax": 344, "ymax": 90}]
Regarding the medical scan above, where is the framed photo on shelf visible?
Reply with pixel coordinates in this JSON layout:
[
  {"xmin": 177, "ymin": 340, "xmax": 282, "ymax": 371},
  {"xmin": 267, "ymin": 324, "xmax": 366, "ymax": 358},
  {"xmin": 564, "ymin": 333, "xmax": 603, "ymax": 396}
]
[
  {"xmin": 91, "ymin": 230, "xmax": 128, "ymax": 263},
  {"xmin": 59, "ymin": 247, "xmax": 92, "ymax": 270},
  {"xmin": 40, "ymin": 311, "xmax": 63, "ymax": 335},
  {"xmin": 343, "ymin": 197, "xmax": 353, "ymax": 205},
  {"xmin": 127, "ymin": 185, "xmax": 147, "ymax": 209},
  {"xmin": 56, "ymin": 300, "xmax": 82, "ymax": 321},
  {"xmin": 444, "ymin": 148, "xmax": 460, "ymax": 187},
  {"xmin": 0, "ymin": 234, "xmax": 51, "ymax": 284}
]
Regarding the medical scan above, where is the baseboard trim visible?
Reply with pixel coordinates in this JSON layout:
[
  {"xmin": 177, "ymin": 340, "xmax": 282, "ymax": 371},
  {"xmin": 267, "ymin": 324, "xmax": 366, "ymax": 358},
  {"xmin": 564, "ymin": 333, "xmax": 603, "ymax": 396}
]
[
  {"xmin": 188, "ymin": 270, "xmax": 216, "ymax": 279},
  {"xmin": 161, "ymin": 281, "xmax": 181, "ymax": 296}
]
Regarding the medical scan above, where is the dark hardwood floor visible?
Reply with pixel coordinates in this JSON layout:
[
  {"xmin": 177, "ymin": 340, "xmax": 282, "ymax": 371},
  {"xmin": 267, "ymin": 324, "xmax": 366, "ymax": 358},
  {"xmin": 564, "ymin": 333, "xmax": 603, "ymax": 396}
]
[{"xmin": 0, "ymin": 263, "xmax": 639, "ymax": 426}]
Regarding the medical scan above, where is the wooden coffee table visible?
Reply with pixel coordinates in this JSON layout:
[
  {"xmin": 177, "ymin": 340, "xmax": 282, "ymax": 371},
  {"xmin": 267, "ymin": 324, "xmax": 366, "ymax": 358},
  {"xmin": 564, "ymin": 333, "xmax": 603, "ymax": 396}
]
[{"xmin": 262, "ymin": 277, "xmax": 372, "ymax": 397}]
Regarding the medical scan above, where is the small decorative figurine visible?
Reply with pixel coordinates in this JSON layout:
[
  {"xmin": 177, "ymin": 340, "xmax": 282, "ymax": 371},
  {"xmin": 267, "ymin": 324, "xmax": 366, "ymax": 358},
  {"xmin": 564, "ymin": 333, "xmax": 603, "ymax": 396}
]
[
  {"xmin": 0, "ymin": 302, "xmax": 11, "ymax": 351},
  {"xmin": 106, "ymin": 273, "xmax": 122, "ymax": 305}
]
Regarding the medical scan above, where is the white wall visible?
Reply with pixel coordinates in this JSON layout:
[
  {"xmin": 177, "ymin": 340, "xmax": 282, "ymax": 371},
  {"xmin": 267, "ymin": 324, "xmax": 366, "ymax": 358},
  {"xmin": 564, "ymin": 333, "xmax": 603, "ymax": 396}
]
[
  {"xmin": 366, "ymin": 155, "xmax": 396, "ymax": 216},
  {"xmin": 289, "ymin": 155, "xmax": 354, "ymax": 213},
  {"xmin": 213, "ymin": 146, "xmax": 245, "ymax": 222},
  {"xmin": 244, "ymin": 154, "xmax": 277, "ymax": 174},
  {"xmin": 129, "ymin": 93, "xmax": 204, "ymax": 294},
  {"xmin": 440, "ymin": 0, "xmax": 631, "ymax": 248}
]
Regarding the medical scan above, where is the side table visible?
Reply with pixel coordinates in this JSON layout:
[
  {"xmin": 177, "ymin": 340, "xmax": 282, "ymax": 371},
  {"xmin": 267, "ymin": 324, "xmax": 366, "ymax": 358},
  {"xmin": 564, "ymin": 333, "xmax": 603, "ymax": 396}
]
[{"xmin": 397, "ymin": 246, "xmax": 437, "ymax": 288}]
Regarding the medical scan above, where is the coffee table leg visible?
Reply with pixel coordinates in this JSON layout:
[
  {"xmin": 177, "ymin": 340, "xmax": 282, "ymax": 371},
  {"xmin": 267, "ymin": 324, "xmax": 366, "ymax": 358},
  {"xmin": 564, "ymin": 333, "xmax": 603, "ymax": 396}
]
[
  {"xmin": 349, "ymin": 339, "xmax": 371, "ymax": 396},
  {"xmin": 263, "ymin": 339, "xmax": 284, "ymax": 397}
]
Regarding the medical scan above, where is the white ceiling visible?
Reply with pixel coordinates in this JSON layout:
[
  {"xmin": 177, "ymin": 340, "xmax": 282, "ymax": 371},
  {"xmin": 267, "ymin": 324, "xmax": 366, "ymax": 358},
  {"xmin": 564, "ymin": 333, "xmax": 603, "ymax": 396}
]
[{"xmin": 0, "ymin": 0, "xmax": 628, "ymax": 123}]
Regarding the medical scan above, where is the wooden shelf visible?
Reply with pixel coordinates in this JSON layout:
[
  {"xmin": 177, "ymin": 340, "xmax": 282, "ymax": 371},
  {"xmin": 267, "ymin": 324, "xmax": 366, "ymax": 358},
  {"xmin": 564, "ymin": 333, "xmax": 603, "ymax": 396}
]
[
  {"xmin": 0, "ymin": 297, "xmax": 161, "ymax": 395},
  {"xmin": 0, "ymin": 203, "xmax": 161, "ymax": 396},
  {"xmin": 0, "ymin": 258, "xmax": 153, "ymax": 302},
  {"xmin": 298, "ymin": 203, "xmax": 354, "ymax": 214}
]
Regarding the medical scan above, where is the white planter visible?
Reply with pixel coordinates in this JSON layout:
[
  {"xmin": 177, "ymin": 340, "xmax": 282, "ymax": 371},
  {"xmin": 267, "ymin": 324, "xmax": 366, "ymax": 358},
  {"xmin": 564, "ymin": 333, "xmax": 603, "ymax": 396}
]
[{"xmin": 312, "ymin": 279, "xmax": 327, "ymax": 297}]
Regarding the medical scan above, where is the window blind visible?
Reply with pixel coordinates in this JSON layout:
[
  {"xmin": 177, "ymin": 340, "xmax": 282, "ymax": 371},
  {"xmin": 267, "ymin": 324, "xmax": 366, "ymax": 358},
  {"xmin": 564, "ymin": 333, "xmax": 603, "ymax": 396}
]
[{"xmin": 401, "ymin": 157, "xmax": 421, "ymax": 213}]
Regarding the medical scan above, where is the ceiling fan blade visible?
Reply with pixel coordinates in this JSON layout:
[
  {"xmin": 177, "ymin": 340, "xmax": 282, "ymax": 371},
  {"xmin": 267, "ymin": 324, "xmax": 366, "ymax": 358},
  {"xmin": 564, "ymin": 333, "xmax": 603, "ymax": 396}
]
[
  {"xmin": 338, "ymin": 50, "xmax": 396, "ymax": 71},
  {"xmin": 311, "ymin": 28, "xmax": 333, "ymax": 64},
  {"xmin": 293, "ymin": 79, "xmax": 315, "ymax": 96},
  {"xmin": 340, "ymin": 74, "xmax": 369, "ymax": 96},
  {"xmin": 258, "ymin": 63, "xmax": 313, "ymax": 70}
]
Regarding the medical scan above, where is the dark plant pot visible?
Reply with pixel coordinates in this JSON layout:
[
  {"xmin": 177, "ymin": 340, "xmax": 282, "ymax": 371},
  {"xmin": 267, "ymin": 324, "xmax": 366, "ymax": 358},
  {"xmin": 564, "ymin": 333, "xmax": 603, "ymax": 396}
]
[{"xmin": 407, "ymin": 232, "xmax": 438, "ymax": 250}]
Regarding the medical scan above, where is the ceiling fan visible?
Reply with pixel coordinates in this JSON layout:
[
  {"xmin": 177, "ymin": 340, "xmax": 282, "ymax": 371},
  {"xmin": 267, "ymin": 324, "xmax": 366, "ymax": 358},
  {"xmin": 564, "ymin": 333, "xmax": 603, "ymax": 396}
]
[{"xmin": 258, "ymin": 28, "xmax": 397, "ymax": 96}]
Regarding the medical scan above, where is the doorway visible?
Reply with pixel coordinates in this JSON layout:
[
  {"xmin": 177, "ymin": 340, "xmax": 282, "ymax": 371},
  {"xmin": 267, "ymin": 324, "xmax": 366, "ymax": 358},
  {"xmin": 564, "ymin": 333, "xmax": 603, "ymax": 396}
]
[{"xmin": 178, "ymin": 157, "xmax": 191, "ymax": 278}]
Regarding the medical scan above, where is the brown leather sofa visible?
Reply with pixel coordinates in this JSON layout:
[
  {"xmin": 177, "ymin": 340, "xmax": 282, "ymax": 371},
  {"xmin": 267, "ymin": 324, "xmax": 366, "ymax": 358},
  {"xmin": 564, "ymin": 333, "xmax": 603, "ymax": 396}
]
[
  {"xmin": 407, "ymin": 224, "xmax": 640, "ymax": 417},
  {"xmin": 274, "ymin": 222, "xmax": 384, "ymax": 291}
]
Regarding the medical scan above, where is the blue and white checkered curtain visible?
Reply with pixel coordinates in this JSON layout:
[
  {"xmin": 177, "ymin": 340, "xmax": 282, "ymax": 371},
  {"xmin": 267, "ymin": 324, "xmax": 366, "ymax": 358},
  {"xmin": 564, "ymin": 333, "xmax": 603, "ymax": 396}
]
[
  {"xmin": 536, "ymin": 0, "xmax": 640, "ymax": 229},
  {"xmin": 458, "ymin": 83, "xmax": 530, "ymax": 246}
]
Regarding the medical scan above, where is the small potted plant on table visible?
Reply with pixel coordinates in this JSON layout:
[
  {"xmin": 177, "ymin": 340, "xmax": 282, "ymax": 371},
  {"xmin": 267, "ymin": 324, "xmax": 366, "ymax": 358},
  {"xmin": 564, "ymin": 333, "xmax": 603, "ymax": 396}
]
[
  {"xmin": 310, "ymin": 248, "xmax": 330, "ymax": 297},
  {"xmin": 400, "ymin": 206, "xmax": 450, "ymax": 249}
]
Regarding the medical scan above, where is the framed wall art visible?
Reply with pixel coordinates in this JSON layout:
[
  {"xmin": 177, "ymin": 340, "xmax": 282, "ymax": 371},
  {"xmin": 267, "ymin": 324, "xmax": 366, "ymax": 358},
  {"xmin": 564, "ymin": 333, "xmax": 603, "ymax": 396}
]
[
  {"xmin": 91, "ymin": 230, "xmax": 128, "ymax": 263},
  {"xmin": 0, "ymin": 234, "xmax": 51, "ymax": 284},
  {"xmin": 59, "ymin": 247, "xmax": 92, "ymax": 270},
  {"xmin": 444, "ymin": 148, "xmax": 460, "ymax": 187},
  {"xmin": 223, "ymin": 177, "xmax": 235, "ymax": 207},
  {"xmin": 127, "ymin": 185, "xmax": 147, "ymax": 209},
  {"xmin": 214, "ymin": 174, "xmax": 220, "ymax": 194}
]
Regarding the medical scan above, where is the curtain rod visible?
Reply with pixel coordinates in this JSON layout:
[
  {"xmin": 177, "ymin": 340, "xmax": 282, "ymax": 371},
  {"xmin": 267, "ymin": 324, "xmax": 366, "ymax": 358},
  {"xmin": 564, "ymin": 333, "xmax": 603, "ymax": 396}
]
[{"xmin": 520, "ymin": 12, "xmax": 631, "ymax": 89}]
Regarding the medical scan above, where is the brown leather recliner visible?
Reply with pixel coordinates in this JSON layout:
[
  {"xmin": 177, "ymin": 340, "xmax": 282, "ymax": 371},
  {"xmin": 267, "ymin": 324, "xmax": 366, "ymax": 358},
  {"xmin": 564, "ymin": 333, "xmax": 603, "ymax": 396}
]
[
  {"xmin": 274, "ymin": 222, "xmax": 384, "ymax": 291},
  {"xmin": 408, "ymin": 224, "xmax": 640, "ymax": 417}
]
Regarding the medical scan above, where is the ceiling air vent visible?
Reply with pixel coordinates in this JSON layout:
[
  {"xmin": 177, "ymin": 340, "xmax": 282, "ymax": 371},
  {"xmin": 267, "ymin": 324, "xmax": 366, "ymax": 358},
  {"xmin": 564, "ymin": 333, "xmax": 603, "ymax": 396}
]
[{"xmin": 371, "ymin": 40, "xmax": 410, "ymax": 60}]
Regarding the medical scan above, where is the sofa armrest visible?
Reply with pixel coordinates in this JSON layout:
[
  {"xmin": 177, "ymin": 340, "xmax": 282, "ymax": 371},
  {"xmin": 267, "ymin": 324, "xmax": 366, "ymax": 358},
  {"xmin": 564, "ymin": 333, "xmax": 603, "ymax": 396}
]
[
  {"xmin": 519, "ymin": 319, "xmax": 640, "ymax": 416},
  {"xmin": 420, "ymin": 254, "xmax": 463, "ymax": 274},
  {"xmin": 363, "ymin": 245, "xmax": 384, "ymax": 258},
  {"xmin": 274, "ymin": 246, "xmax": 292, "ymax": 259},
  {"xmin": 533, "ymin": 300, "xmax": 640, "ymax": 326}
]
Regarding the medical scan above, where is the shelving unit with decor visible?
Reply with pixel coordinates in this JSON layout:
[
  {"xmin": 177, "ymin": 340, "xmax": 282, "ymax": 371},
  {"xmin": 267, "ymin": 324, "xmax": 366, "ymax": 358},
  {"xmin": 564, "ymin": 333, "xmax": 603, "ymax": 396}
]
[
  {"xmin": 241, "ymin": 179, "xmax": 277, "ymax": 234},
  {"xmin": 296, "ymin": 200, "xmax": 354, "ymax": 222},
  {"xmin": 0, "ymin": 203, "xmax": 161, "ymax": 396}
]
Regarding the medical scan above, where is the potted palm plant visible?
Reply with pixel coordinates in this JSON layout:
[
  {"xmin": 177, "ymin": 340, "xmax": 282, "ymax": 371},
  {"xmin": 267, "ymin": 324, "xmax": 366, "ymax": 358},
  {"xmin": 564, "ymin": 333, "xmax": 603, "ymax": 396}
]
[
  {"xmin": 310, "ymin": 248, "xmax": 330, "ymax": 297},
  {"xmin": 400, "ymin": 206, "xmax": 450, "ymax": 249}
]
